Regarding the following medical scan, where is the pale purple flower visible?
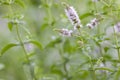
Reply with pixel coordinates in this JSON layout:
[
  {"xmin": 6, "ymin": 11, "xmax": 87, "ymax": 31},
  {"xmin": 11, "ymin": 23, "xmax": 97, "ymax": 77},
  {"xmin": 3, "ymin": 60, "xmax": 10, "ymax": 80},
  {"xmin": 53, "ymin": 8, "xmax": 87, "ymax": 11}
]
[
  {"xmin": 86, "ymin": 23, "xmax": 94, "ymax": 29},
  {"xmin": 55, "ymin": 28, "xmax": 73, "ymax": 37},
  {"xmin": 64, "ymin": 5, "xmax": 82, "ymax": 30},
  {"xmin": 60, "ymin": 28, "xmax": 73, "ymax": 36},
  {"xmin": 114, "ymin": 22, "xmax": 120, "ymax": 32},
  {"xmin": 87, "ymin": 18, "xmax": 99, "ymax": 29}
]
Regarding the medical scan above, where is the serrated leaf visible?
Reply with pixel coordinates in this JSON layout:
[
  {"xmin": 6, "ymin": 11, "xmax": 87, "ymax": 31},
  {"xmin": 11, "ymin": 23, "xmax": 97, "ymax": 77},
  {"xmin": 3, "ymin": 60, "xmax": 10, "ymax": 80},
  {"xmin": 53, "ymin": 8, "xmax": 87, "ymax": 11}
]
[
  {"xmin": 28, "ymin": 40, "xmax": 43, "ymax": 50},
  {"xmin": 8, "ymin": 22, "xmax": 13, "ymax": 31},
  {"xmin": 0, "ymin": 43, "xmax": 18, "ymax": 56}
]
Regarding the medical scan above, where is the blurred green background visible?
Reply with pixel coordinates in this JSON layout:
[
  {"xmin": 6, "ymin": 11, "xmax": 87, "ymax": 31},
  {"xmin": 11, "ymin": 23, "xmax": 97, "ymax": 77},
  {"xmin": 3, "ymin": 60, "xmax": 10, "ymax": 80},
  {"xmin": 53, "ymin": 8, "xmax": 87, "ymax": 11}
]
[{"xmin": 0, "ymin": 0, "xmax": 120, "ymax": 80}]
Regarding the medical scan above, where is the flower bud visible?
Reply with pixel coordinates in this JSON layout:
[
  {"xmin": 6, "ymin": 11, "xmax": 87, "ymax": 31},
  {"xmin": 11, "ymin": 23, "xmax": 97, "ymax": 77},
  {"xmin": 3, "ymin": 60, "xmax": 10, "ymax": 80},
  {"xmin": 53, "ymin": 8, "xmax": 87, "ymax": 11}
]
[
  {"xmin": 86, "ymin": 18, "xmax": 99, "ymax": 29},
  {"xmin": 54, "ymin": 28, "xmax": 73, "ymax": 37}
]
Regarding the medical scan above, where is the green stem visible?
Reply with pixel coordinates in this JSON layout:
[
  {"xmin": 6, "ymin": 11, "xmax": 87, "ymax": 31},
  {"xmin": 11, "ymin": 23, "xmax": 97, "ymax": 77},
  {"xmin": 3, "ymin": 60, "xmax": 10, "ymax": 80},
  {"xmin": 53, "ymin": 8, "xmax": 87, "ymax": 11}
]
[
  {"xmin": 92, "ymin": 70, "xmax": 97, "ymax": 80},
  {"xmin": 9, "ymin": 3, "xmax": 37, "ymax": 80},
  {"xmin": 86, "ymin": 54, "xmax": 97, "ymax": 80},
  {"xmin": 59, "ymin": 49, "xmax": 70, "ymax": 80},
  {"xmin": 109, "ymin": 3, "xmax": 120, "ymax": 61},
  {"xmin": 16, "ymin": 25, "xmax": 37, "ymax": 80},
  {"xmin": 113, "ymin": 27, "xmax": 120, "ymax": 61},
  {"xmin": 100, "ymin": 0, "xmax": 110, "ymax": 7},
  {"xmin": 107, "ymin": 1, "xmax": 120, "ymax": 80},
  {"xmin": 16, "ymin": 25, "xmax": 29, "ymax": 64},
  {"xmin": 93, "ymin": 1, "xmax": 97, "ymax": 13},
  {"xmin": 63, "ymin": 61, "xmax": 70, "ymax": 80},
  {"xmin": 79, "ymin": 30, "xmax": 97, "ymax": 80}
]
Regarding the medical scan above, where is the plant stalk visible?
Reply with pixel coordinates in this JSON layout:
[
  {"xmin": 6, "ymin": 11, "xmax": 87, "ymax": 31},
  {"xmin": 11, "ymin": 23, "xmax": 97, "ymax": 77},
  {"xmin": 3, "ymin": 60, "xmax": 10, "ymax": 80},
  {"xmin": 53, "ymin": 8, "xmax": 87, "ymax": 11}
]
[{"xmin": 16, "ymin": 25, "xmax": 37, "ymax": 80}]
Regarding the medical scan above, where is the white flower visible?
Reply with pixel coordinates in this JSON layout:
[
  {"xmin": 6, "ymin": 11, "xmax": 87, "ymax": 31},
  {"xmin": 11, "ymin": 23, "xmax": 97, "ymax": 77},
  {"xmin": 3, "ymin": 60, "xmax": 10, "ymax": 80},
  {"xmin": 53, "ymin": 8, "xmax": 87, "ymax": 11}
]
[
  {"xmin": 86, "ymin": 18, "xmax": 99, "ymax": 29},
  {"xmin": 64, "ymin": 4, "xmax": 82, "ymax": 30},
  {"xmin": 114, "ymin": 22, "xmax": 120, "ymax": 32}
]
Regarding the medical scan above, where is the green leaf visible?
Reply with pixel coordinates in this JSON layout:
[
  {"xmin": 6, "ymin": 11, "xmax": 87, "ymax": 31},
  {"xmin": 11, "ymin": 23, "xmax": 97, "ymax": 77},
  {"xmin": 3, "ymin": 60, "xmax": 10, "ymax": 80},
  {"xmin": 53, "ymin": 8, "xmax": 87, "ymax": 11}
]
[
  {"xmin": 76, "ymin": 69, "xmax": 89, "ymax": 78},
  {"xmin": 115, "ymin": 68, "xmax": 120, "ymax": 80},
  {"xmin": 95, "ymin": 67, "xmax": 114, "ymax": 72},
  {"xmin": 63, "ymin": 39, "xmax": 75, "ymax": 54},
  {"xmin": 0, "ymin": 43, "xmax": 18, "ymax": 56},
  {"xmin": 40, "ymin": 23, "xmax": 49, "ymax": 31},
  {"xmin": 63, "ymin": 39, "xmax": 71, "ymax": 53},
  {"xmin": 104, "ymin": 54, "xmax": 112, "ymax": 60},
  {"xmin": 15, "ymin": 0, "xmax": 25, "ymax": 8},
  {"xmin": 80, "ymin": 12, "xmax": 92, "ymax": 19},
  {"xmin": 46, "ymin": 38, "xmax": 62, "ymax": 48},
  {"xmin": 50, "ymin": 64, "xmax": 63, "ymax": 75},
  {"xmin": 28, "ymin": 40, "xmax": 43, "ymax": 50},
  {"xmin": 77, "ymin": 69, "xmax": 88, "ymax": 72},
  {"xmin": 8, "ymin": 22, "xmax": 13, "ymax": 31}
]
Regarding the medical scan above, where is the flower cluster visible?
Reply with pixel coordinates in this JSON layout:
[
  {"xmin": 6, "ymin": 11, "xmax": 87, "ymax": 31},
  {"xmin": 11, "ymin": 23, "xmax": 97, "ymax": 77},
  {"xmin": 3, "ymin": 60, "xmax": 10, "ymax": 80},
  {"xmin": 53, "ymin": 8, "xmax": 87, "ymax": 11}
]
[
  {"xmin": 55, "ymin": 3, "xmax": 83, "ymax": 37},
  {"xmin": 86, "ymin": 18, "xmax": 99, "ymax": 29},
  {"xmin": 64, "ymin": 3, "xmax": 82, "ymax": 30}
]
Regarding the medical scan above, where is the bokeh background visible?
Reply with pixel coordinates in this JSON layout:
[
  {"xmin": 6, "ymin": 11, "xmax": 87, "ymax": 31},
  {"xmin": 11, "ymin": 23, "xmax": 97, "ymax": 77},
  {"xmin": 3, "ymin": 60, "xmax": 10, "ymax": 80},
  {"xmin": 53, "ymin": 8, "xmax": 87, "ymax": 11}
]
[{"xmin": 0, "ymin": 0, "xmax": 120, "ymax": 80}]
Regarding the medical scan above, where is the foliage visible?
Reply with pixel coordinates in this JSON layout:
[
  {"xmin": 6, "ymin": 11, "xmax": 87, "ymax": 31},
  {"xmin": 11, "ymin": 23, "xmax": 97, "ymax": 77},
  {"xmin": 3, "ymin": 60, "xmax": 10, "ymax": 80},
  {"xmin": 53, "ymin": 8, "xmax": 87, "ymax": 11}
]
[{"xmin": 0, "ymin": 0, "xmax": 120, "ymax": 80}]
